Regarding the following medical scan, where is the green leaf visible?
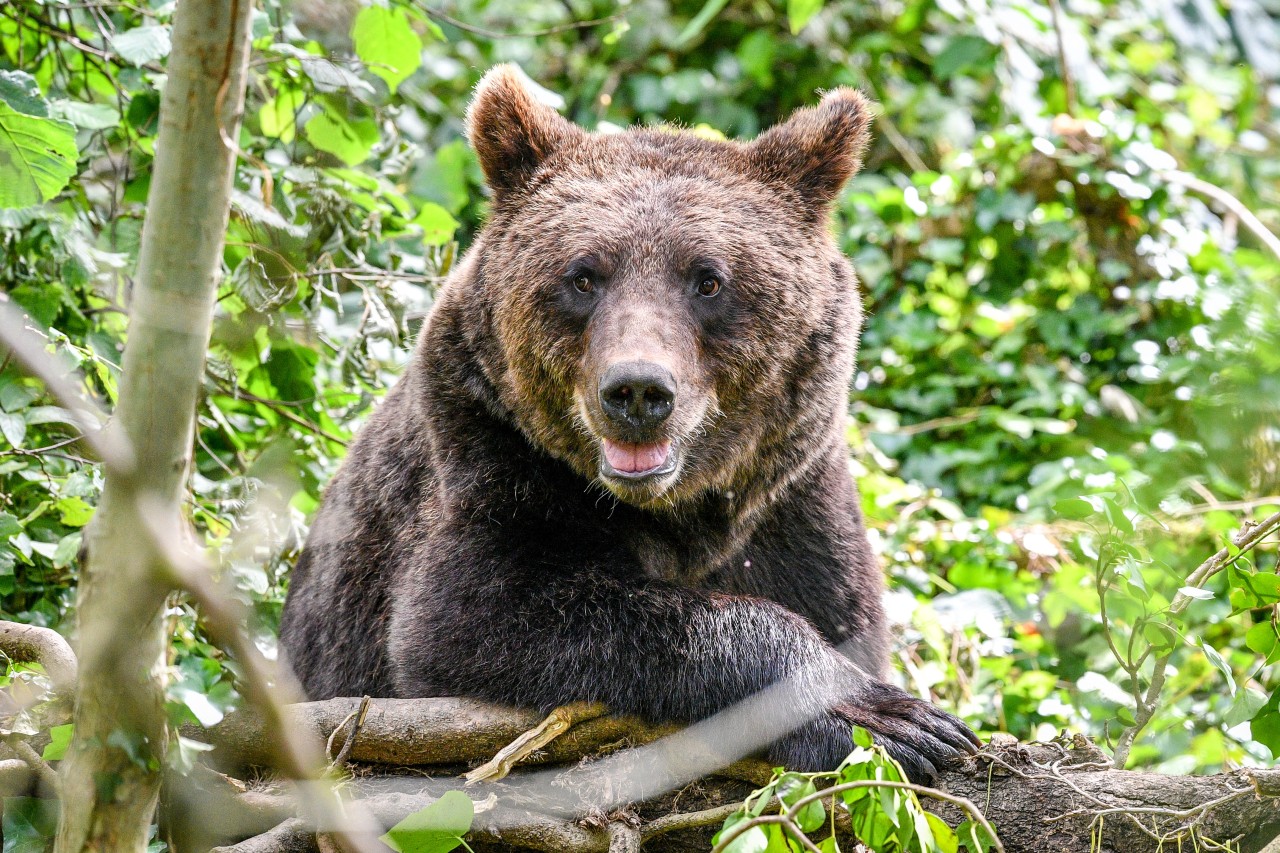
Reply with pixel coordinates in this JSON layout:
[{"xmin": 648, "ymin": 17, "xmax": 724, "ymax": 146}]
[
  {"xmin": 1201, "ymin": 643, "xmax": 1236, "ymax": 696},
  {"xmin": 675, "ymin": 0, "xmax": 730, "ymax": 45},
  {"xmin": 764, "ymin": 824, "xmax": 795, "ymax": 853},
  {"xmin": 0, "ymin": 513, "xmax": 21, "ymax": 539},
  {"xmin": 111, "ymin": 25, "xmax": 172, "ymax": 66},
  {"xmin": 352, "ymin": 5, "xmax": 423, "ymax": 95},
  {"xmin": 721, "ymin": 825, "xmax": 769, "ymax": 853},
  {"xmin": 52, "ymin": 532, "xmax": 81, "ymax": 569},
  {"xmin": 1102, "ymin": 497, "xmax": 1134, "ymax": 535},
  {"xmin": 2, "ymin": 796, "xmax": 59, "ymax": 853},
  {"xmin": 1246, "ymin": 621, "xmax": 1280, "ymax": 662},
  {"xmin": 0, "ymin": 101, "xmax": 79, "ymax": 209},
  {"xmin": 1224, "ymin": 687, "xmax": 1268, "ymax": 728},
  {"xmin": 928, "ymin": 812, "xmax": 960, "ymax": 853},
  {"xmin": 1141, "ymin": 621, "xmax": 1178, "ymax": 651},
  {"xmin": 0, "ymin": 71, "xmax": 49, "ymax": 118},
  {"xmin": 1053, "ymin": 498, "xmax": 1096, "ymax": 520},
  {"xmin": 1250, "ymin": 690, "xmax": 1280, "ymax": 757},
  {"xmin": 258, "ymin": 88, "xmax": 304, "ymax": 143},
  {"xmin": 41, "ymin": 724, "xmax": 74, "ymax": 761},
  {"xmin": 0, "ymin": 411, "xmax": 25, "ymax": 448},
  {"xmin": 50, "ymin": 100, "xmax": 120, "ymax": 130},
  {"xmin": 305, "ymin": 111, "xmax": 378, "ymax": 166},
  {"xmin": 956, "ymin": 820, "xmax": 997, "ymax": 853},
  {"xmin": 788, "ymin": 0, "xmax": 824, "ymax": 34},
  {"xmin": 934, "ymin": 35, "xmax": 997, "ymax": 80},
  {"xmin": 382, "ymin": 790, "xmax": 474, "ymax": 853},
  {"xmin": 173, "ymin": 686, "xmax": 224, "ymax": 727},
  {"xmin": 796, "ymin": 794, "xmax": 825, "ymax": 834},
  {"xmin": 55, "ymin": 497, "xmax": 95, "ymax": 528},
  {"xmin": 414, "ymin": 202, "xmax": 459, "ymax": 246}
]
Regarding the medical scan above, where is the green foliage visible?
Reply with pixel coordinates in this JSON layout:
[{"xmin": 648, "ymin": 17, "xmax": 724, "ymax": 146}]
[
  {"xmin": 2, "ymin": 797, "xmax": 58, "ymax": 853},
  {"xmin": 0, "ymin": 71, "xmax": 78, "ymax": 209},
  {"xmin": 382, "ymin": 790, "xmax": 474, "ymax": 853},
  {"xmin": 714, "ymin": 728, "xmax": 993, "ymax": 853},
  {"xmin": 0, "ymin": 0, "xmax": 1278, "ymax": 847}
]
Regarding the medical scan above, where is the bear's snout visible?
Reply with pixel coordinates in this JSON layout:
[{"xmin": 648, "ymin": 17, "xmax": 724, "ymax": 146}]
[{"xmin": 598, "ymin": 360, "xmax": 676, "ymax": 433}]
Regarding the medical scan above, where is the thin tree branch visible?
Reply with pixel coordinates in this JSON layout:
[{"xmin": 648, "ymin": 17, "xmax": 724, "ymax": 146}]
[{"xmin": 1161, "ymin": 171, "xmax": 1280, "ymax": 262}]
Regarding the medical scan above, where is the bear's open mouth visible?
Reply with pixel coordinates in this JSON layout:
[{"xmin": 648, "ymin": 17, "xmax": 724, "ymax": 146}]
[{"xmin": 600, "ymin": 438, "xmax": 676, "ymax": 480}]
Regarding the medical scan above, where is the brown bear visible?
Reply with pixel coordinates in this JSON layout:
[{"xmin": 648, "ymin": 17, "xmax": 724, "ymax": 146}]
[{"xmin": 279, "ymin": 65, "xmax": 978, "ymax": 781}]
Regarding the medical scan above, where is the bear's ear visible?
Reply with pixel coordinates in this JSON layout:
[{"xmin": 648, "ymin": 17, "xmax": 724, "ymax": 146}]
[
  {"xmin": 746, "ymin": 88, "xmax": 873, "ymax": 218},
  {"xmin": 466, "ymin": 65, "xmax": 583, "ymax": 196}
]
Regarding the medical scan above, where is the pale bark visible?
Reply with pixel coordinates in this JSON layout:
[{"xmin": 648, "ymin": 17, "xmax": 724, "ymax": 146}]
[
  {"xmin": 0, "ymin": 620, "xmax": 77, "ymax": 691},
  {"xmin": 52, "ymin": 0, "xmax": 254, "ymax": 849}
]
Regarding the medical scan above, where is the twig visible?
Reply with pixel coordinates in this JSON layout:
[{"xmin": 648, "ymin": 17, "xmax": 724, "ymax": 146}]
[
  {"xmin": 329, "ymin": 696, "xmax": 372, "ymax": 769},
  {"xmin": 640, "ymin": 803, "xmax": 744, "ymax": 840},
  {"xmin": 1166, "ymin": 496, "xmax": 1280, "ymax": 517},
  {"xmin": 875, "ymin": 410, "xmax": 982, "ymax": 437},
  {"xmin": 4, "ymin": 736, "xmax": 61, "ymax": 795},
  {"xmin": 710, "ymin": 779, "xmax": 1003, "ymax": 853},
  {"xmin": 0, "ymin": 302, "xmax": 133, "ymax": 472},
  {"xmin": 1111, "ymin": 509, "xmax": 1280, "ymax": 768},
  {"xmin": 0, "ymin": 302, "xmax": 383, "ymax": 853},
  {"xmin": 0, "ymin": 433, "xmax": 88, "ymax": 460},
  {"xmin": 207, "ymin": 375, "xmax": 348, "ymax": 446},
  {"xmin": 416, "ymin": 5, "xmax": 623, "ymax": 39},
  {"xmin": 1161, "ymin": 170, "xmax": 1280, "ymax": 262},
  {"xmin": 875, "ymin": 111, "xmax": 930, "ymax": 175},
  {"xmin": 137, "ymin": 504, "xmax": 386, "ymax": 853},
  {"xmin": 1046, "ymin": 0, "xmax": 1078, "ymax": 116},
  {"xmin": 465, "ymin": 701, "xmax": 608, "ymax": 784}
]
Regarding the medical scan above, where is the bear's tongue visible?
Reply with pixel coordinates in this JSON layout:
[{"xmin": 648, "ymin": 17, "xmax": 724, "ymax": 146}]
[{"xmin": 603, "ymin": 439, "xmax": 671, "ymax": 475}]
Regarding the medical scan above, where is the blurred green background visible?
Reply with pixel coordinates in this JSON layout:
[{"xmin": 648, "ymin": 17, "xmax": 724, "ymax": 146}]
[{"xmin": 1, "ymin": 0, "xmax": 1278, "ymax": 783}]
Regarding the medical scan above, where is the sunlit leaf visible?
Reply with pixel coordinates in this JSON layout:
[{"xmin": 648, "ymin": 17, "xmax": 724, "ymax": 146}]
[
  {"xmin": 0, "ymin": 102, "xmax": 78, "ymax": 209},
  {"xmin": 110, "ymin": 25, "xmax": 172, "ymax": 66},
  {"xmin": 787, "ymin": 0, "xmax": 824, "ymax": 34},
  {"xmin": 382, "ymin": 790, "xmax": 474, "ymax": 853},
  {"xmin": 353, "ymin": 5, "xmax": 423, "ymax": 94},
  {"xmin": 305, "ymin": 111, "xmax": 379, "ymax": 166}
]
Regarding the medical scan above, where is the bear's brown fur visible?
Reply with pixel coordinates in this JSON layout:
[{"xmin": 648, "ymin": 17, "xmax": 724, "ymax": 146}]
[{"xmin": 279, "ymin": 65, "xmax": 978, "ymax": 780}]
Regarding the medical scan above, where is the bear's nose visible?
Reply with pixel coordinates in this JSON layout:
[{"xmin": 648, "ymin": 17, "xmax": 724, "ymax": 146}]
[{"xmin": 599, "ymin": 361, "xmax": 676, "ymax": 430}]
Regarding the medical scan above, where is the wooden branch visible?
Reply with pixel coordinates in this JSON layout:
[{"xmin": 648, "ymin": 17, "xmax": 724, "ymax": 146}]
[
  {"xmin": 0, "ymin": 758, "xmax": 34, "ymax": 798},
  {"xmin": 1161, "ymin": 170, "xmax": 1280, "ymax": 262},
  {"xmin": 465, "ymin": 701, "xmax": 609, "ymax": 784},
  {"xmin": 934, "ymin": 737, "xmax": 1280, "ymax": 853},
  {"xmin": 0, "ymin": 620, "xmax": 77, "ymax": 691},
  {"xmin": 187, "ymin": 701, "xmax": 1280, "ymax": 853},
  {"xmin": 186, "ymin": 696, "xmax": 675, "ymax": 772}
]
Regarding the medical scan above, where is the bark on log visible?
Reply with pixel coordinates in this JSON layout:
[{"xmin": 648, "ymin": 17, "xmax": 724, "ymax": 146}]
[
  {"xmin": 188, "ymin": 697, "xmax": 676, "ymax": 771},
  {"xmin": 181, "ymin": 699, "xmax": 1280, "ymax": 853}
]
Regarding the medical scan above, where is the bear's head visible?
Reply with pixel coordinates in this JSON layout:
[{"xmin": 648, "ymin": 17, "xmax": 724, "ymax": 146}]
[{"xmin": 463, "ymin": 66, "xmax": 872, "ymax": 511}]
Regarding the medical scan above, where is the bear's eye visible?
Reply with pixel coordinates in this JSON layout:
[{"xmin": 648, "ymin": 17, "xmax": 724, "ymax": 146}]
[
  {"xmin": 697, "ymin": 276, "xmax": 721, "ymax": 298},
  {"xmin": 573, "ymin": 274, "xmax": 594, "ymax": 294}
]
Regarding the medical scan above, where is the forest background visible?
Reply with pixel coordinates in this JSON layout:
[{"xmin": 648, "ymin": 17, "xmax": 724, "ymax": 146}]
[{"xmin": 1, "ymin": 0, "xmax": 1279, "ymax": 847}]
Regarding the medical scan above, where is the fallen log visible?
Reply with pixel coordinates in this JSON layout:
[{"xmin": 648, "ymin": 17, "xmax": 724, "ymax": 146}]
[
  {"xmin": 183, "ymin": 699, "xmax": 1280, "ymax": 853},
  {"xmin": 187, "ymin": 697, "xmax": 676, "ymax": 771}
]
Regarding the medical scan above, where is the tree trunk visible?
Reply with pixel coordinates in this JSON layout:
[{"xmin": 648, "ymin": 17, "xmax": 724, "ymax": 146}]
[{"xmin": 52, "ymin": 0, "xmax": 254, "ymax": 850}]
